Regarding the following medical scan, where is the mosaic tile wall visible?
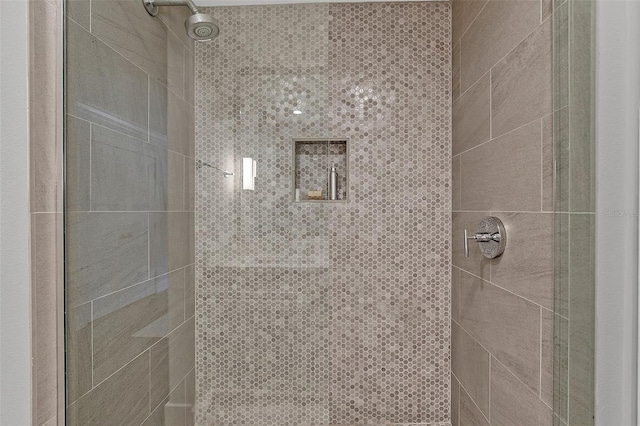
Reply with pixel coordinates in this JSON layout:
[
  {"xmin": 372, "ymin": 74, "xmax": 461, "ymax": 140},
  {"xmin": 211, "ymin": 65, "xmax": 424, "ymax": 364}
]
[{"xmin": 195, "ymin": 3, "xmax": 451, "ymax": 425}]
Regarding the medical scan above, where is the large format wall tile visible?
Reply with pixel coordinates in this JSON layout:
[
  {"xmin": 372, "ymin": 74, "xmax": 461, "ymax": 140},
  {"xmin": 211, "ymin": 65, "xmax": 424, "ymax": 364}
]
[
  {"xmin": 452, "ymin": 0, "xmax": 488, "ymax": 46},
  {"xmin": 458, "ymin": 270, "xmax": 541, "ymax": 394},
  {"xmin": 460, "ymin": 0, "xmax": 539, "ymax": 92},
  {"xmin": 452, "ymin": 73, "xmax": 490, "ymax": 156},
  {"xmin": 149, "ymin": 212, "xmax": 194, "ymax": 277},
  {"xmin": 91, "ymin": 124, "xmax": 172, "ymax": 211},
  {"xmin": 451, "ymin": 375, "xmax": 460, "ymax": 426},
  {"xmin": 460, "ymin": 121, "xmax": 541, "ymax": 211},
  {"xmin": 65, "ymin": 116, "xmax": 91, "ymax": 211},
  {"xmin": 149, "ymin": 317, "xmax": 195, "ymax": 410},
  {"xmin": 66, "ymin": 303, "xmax": 92, "ymax": 404},
  {"xmin": 91, "ymin": 0, "xmax": 168, "ymax": 85},
  {"xmin": 65, "ymin": 19, "xmax": 148, "ymax": 141},
  {"xmin": 66, "ymin": 212, "xmax": 149, "ymax": 306},
  {"xmin": 459, "ymin": 386, "xmax": 489, "ymax": 426},
  {"xmin": 489, "ymin": 212, "xmax": 554, "ymax": 309},
  {"xmin": 490, "ymin": 358, "xmax": 553, "ymax": 426},
  {"xmin": 67, "ymin": 353, "xmax": 149, "ymax": 426},
  {"xmin": 452, "ymin": 321, "xmax": 490, "ymax": 417},
  {"xmin": 491, "ymin": 19, "xmax": 552, "ymax": 138},
  {"xmin": 92, "ymin": 269, "xmax": 184, "ymax": 383}
]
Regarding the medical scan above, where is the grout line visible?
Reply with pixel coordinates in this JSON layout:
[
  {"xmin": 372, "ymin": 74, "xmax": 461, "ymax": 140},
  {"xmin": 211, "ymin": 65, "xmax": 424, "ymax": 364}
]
[
  {"xmin": 453, "ymin": 210, "xmax": 595, "ymax": 215},
  {"xmin": 89, "ymin": 123, "xmax": 92, "ymax": 211},
  {"xmin": 488, "ymin": 355, "xmax": 491, "ymax": 421},
  {"xmin": 456, "ymin": 115, "xmax": 544, "ymax": 158},
  {"xmin": 147, "ymin": 212, "xmax": 151, "ymax": 280},
  {"xmin": 460, "ymin": 12, "xmax": 551, "ymax": 96},
  {"xmin": 90, "ymin": 300, "xmax": 94, "ymax": 388},
  {"xmin": 540, "ymin": 305, "xmax": 543, "ymax": 400},
  {"xmin": 454, "ymin": 266, "xmax": 551, "ymax": 312},
  {"xmin": 489, "ymin": 68, "xmax": 492, "ymax": 140},
  {"xmin": 147, "ymin": 75, "xmax": 151, "ymax": 144},
  {"xmin": 456, "ymin": 0, "xmax": 490, "ymax": 48},
  {"xmin": 541, "ymin": 118, "xmax": 544, "ymax": 212}
]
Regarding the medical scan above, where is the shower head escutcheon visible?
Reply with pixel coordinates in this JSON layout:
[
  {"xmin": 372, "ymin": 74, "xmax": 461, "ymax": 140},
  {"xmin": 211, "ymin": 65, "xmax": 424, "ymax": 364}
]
[{"xmin": 142, "ymin": 0, "xmax": 219, "ymax": 41}]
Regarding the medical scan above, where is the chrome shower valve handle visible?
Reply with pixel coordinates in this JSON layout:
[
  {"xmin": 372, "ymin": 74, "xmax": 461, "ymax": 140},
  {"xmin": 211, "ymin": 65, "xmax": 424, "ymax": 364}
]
[{"xmin": 464, "ymin": 216, "xmax": 507, "ymax": 259}]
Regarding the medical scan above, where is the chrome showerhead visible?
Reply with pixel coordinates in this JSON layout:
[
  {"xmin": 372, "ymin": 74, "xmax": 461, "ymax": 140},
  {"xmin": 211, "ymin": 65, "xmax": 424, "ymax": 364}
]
[
  {"xmin": 143, "ymin": 0, "xmax": 219, "ymax": 41},
  {"xmin": 185, "ymin": 12, "xmax": 219, "ymax": 41}
]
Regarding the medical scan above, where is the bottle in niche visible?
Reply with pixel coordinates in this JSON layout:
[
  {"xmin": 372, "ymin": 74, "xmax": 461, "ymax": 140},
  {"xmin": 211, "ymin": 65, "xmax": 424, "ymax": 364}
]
[{"xmin": 329, "ymin": 164, "xmax": 338, "ymax": 201}]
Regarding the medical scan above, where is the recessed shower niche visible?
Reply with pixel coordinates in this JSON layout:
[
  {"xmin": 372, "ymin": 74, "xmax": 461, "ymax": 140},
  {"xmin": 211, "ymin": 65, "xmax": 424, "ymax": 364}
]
[{"xmin": 292, "ymin": 139, "xmax": 348, "ymax": 202}]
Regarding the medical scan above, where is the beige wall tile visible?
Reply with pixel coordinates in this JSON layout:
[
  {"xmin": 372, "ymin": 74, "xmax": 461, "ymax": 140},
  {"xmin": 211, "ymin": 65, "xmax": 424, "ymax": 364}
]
[
  {"xmin": 149, "ymin": 212, "xmax": 195, "ymax": 277},
  {"xmin": 452, "ymin": 266, "xmax": 460, "ymax": 322},
  {"xmin": 451, "ymin": 374, "xmax": 460, "ymax": 426},
  {"xmin": 491, "ymin": 19, "xmax": 552, "ymax": 138},
  {"xmin": 66, "ymin": 212, "xmax": 149, "ymax": 306},
  {"xmin": 158, "ymin": 6, "xmax": 195, "ymax": 52},
  {"xmin": 460, "ymin": 0, "xmax": 539, "ymax": 92},
  {"xmin": 66, "ymin": 353, "xmax": 150, "ymax": 426},
  {"xmin": 66, "ymin": 20, "xmax": 149, "ymax": 141},
  {"xmin": 452, "ymin": 212, "xmax": 491, "ymax": 280},
  {"xmin": 149, "ymin": 77, "xmax": 168, "ymax": 148},
  {"xmin": 168, "ymin": 90, "xmax": 195, "ymax": 158},
  {"xmin": 142, "ymin": 379, "xmax": 186, "ymax": 426},
  {"xmin": 489, "ymin": 212, "xmax": 554, "ymax": 309},
  {"xmin": 184, "ymin": 48, "xmax": 195, "ymax": 106},
  {"xmin": 490, "ymin": 358, "xmax": 553, "ymax": 426},
  {"xmin": 168, "ymin": 151, "xmax": 185, "ymax": 211},
  {"xmin": 91, "ymin": 0, "xmax": 168, "ymax": 85},
  {"xmin": 184, "ymin": 158, "xmax": 195, "ymax": 211},
  {"xmin": 452, "ymin": 73, "xmax": 490, "ymax": 156},
  {"xmin": 65, "ymin": 116, "xmax": 90, "ymax": 211},
  {"xmin": 66, "ymin": 0, "xmax": 90, "ymax": 30},
  {"xmin": 167, "ymin": 32, "xmax": 184, "ymax": 98},
  {"xmin": 452, "ymin": 155, "xmax": 461, "ymax": 211},
  {"xmin": 452, "ymin": 0, "xmax": 488, "ymax": 46},
  {"xmin": 554, "ymin": 107, "xmax": 569, "ymax": 212},
  {"xmin": 452, "ymin": 41, "xmax": 461, "ymax": 102},
  {"xmin": 91, "ymin": 124, "xmax": 170, "ymax": 211},
  {"xmin": 460, "ymin": 121, "xmax": 541, "ymax": 211},
  {"xmin": 150, "ymin": 318, "xmax": 196, "ymax": 410},
  {"xmin": 185, "ymin": 265, "xmax": 195, "ymax": 319},
  {"xmin": 92, "ymin": 269, "xmax": 184, "ymax": 383},
  {"xmin": 458, "ymin": 270, "xmax": 541, "ymax": 394},
  {"xmin": 186, "ymin": 369, "xmax": 195, "ymax": 426},
  {"xmin": 542, "ymin": 0, "xmax": 553, "ymax": 21},
  {"xmin": 452, "ymin": 321, "xmax": 490, "ymax": 417},
  {"xmin": 459, "ymin": 385, "xmax": 489, "ymax": 426}
]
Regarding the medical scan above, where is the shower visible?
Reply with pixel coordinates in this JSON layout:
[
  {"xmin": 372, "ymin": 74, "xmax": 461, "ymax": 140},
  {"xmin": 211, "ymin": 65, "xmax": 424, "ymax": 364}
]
[{"xmin": 142, "ymin": 0, "xmax": 219, "ymax": 41}]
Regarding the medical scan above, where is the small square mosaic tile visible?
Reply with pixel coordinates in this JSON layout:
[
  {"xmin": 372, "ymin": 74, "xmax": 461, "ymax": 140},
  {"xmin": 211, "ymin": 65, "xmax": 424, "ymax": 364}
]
[{"xmin": 195, "ymin": 2, "xmax": 451, "ymax": 425}]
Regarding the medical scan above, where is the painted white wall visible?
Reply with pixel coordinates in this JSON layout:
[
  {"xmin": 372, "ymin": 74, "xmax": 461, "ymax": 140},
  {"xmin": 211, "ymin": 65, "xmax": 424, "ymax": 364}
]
[
  {"xmin": 595, "ymin": 1, "xmax": 640, "ymax": 425},
  {"xmin": 196, "ymin": 0, "xmax": 441, "ymax": 7},
  {"xmin": 0, "ymin": 0, "xmax": 32, "ymax": 425}
]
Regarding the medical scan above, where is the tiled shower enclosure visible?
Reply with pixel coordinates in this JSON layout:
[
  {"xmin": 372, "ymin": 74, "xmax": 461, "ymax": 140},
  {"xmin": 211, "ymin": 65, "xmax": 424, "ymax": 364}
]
[{"xmin": 195, "ymin": 2, "xmax": 451, "ymax": 424}]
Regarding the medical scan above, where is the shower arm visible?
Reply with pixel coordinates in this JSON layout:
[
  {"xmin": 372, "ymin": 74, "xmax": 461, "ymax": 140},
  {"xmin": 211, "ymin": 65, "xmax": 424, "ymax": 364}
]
[{"xmin": 143, "ymin": 0, "xmax": 200, "ymax": 16}]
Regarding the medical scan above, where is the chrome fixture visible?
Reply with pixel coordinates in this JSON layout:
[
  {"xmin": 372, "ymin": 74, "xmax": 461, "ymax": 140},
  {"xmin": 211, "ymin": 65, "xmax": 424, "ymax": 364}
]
[
  {"xmin": 464, "ymin": 216, "xmax": 507, "ymax": 259},
  {"xmin": 196, "ymin": 159, "xmax": 233, "ymax": 177},
  {"xmin": 142, "ymin": 0, "xmax": 219, "ymax": 41}
]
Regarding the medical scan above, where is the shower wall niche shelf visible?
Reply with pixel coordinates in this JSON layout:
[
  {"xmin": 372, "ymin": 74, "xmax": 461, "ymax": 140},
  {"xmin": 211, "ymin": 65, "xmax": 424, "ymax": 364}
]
[{"xmin": 292, "ymin": 139, "xmax": 348, "ymax": 203}]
